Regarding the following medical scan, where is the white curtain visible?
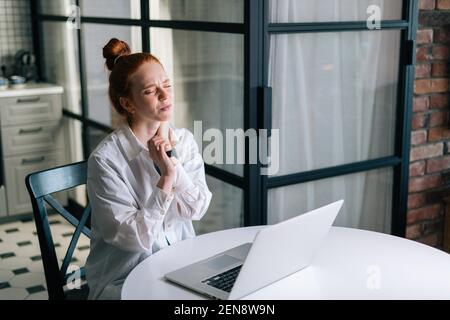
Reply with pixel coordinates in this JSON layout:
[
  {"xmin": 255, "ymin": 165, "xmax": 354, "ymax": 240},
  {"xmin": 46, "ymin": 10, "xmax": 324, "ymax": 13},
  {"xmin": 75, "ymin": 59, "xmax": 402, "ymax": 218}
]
[
  {"xmin": 269, "ymin": 0, "xmax": 403, "ymax": 23},
  {"xmin": 268, "ymin": 0, "xmax": 401, "ymax": 233}
]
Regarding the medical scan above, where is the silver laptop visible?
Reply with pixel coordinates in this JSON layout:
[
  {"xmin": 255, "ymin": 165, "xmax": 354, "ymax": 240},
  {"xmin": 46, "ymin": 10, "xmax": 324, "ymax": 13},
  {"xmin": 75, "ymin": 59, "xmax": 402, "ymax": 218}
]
[{"xmin": 164, "ymin": 200, "xmax": 344, "ymax": 300}]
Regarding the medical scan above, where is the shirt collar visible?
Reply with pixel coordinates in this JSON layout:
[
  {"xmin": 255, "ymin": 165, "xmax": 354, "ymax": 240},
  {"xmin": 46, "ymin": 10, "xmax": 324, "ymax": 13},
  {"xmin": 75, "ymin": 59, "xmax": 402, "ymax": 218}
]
[{"xmin": 117, "ymin": 122, "xmax": 179, "ymax": 162}]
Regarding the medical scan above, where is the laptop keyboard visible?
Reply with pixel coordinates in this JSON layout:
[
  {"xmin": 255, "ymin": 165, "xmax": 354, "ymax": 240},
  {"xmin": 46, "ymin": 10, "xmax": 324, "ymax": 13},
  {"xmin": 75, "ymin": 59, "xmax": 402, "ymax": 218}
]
[{"xmin": 202, "ymin": 265, "xmax": 242, "ymax": 293}]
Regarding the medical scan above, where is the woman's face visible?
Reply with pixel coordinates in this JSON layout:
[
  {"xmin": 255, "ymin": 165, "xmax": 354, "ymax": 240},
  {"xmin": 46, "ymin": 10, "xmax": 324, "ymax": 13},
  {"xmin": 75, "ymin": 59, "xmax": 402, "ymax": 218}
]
[{"xmin": 125, "ymin": 61, "xmax": 173, "ymax": 123}]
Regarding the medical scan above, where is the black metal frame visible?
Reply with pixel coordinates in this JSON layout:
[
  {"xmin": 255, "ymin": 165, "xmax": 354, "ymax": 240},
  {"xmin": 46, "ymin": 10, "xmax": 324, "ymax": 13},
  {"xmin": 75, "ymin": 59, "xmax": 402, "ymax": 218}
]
[{"xmin": 32, "ymin": 0, "xmax": 419, "ymax": 236}]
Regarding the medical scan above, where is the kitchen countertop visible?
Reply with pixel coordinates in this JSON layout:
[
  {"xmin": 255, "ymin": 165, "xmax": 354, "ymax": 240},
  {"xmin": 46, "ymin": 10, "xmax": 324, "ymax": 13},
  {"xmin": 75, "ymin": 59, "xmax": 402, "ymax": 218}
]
[{"xmin": 0, "ymin": 83, "xmax": 64, "ymax": 98}]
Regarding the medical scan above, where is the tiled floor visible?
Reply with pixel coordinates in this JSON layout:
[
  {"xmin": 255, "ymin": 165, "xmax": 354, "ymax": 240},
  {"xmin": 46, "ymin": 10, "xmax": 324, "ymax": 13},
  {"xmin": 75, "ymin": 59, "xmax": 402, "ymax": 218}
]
[{"xmin": 0, "ymin": 215, "xmax": 90, "ymax": 300}]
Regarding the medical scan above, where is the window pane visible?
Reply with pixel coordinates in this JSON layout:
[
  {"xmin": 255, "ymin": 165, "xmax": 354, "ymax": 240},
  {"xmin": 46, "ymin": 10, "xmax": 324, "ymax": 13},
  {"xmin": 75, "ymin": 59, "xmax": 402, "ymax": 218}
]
[
  {"xmin": 193, "ymin": 176, "xmax": 243, "ymax": 235},
  {"xmin": 81, "ymin": 0, "xmax": 140, "ymax": 19},
  {"xmin": 268, "ymin": 167, "xmax": 393, "ymax": 233},
  {"xmin": 269, "ymin": 30, "xmax": 400, "ymax": 176},
  {"xmin": 60, "ymin": 118, "xmax": 88, "ymax": 226},
  {"xmin": 269, "ymin": 0, "xmax": 403, "ymax": 23},
  {"xmin": 150, "ymin": 28, "xmax": 244, "ymax": 176},
  {"xmin": 39, "ymin": 0, "xmax": 76, "ymax": 15},
  {"xmin": 87, "ymin": 127, "xmax": 110, "ymax": 155},
  {"xmin": 83, "ymin": 24, "xmax": 142, "ymax": 126},
  {"xmin": 63, "ymin": 117, "xmax": 84, "ymax": 167},
  {"xmin": 42, "ymin": 21, "xmax": 81, "ymax": 114},
  {"xmin": 150, "ymin": 0, "xmax": 243, "ymax": 23}
]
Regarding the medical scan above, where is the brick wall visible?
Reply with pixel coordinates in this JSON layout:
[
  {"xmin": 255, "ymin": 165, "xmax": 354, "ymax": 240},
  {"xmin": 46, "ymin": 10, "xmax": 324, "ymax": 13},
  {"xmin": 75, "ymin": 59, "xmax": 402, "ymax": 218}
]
[{"xmin": 408, "ymin": 0, "xmax": 450, "ymax": 248}]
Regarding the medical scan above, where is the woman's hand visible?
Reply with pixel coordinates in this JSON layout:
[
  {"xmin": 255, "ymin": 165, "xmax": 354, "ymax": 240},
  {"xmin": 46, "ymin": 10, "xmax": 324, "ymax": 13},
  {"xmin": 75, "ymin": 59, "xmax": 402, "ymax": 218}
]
[
  {"xmin": 148, "ymin": 133, "xmax": 176, "ymax": 177},
  {"xmin": 148, "ymin": 129, "xmax": 177, "ymax": 194}
]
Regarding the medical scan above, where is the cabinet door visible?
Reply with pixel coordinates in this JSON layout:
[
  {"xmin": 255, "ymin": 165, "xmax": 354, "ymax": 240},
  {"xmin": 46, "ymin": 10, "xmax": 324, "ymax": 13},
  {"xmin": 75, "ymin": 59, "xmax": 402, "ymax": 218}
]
[
  {"xmin": 4, "ymin": 151, "xmax": 66, "ymax": 215},
  {"xmin": 0, "ymin": 94, "xmax": 62, "ymax": 127},
  {"xmin": 1, "ymin": 121, "xmax": 64, "ymax": 157}
]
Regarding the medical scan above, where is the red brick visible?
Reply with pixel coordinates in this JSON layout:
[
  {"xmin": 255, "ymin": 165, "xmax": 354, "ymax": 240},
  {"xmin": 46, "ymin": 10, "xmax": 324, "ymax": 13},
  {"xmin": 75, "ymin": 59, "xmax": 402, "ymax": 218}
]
[
  {"xmin": 416, "ymin": 47, "xmax": 432, "ymax": 62},
  {"xmin": 429, "ymin": 111, "xmax": 448, "ymax": 127},
  {"xmin": 408, "ymin": 193, "xmax": 427, "ymax": 209},
  {"xmin": 432, "ymin": 45, "xmax": 450, "ymax": 60},
  {"xmin": 410, "ymin": 161, "xmax": 426, "ymax": 177},
  {"xmin": 409, "ymin": 174, "xmax": 441, "ymax": 192},
  {"xmin": 421, "ymin": 219, "xmax": 444, "ymax": 235},
  {"xmin": 416, "ymin": 233, "xmax": 440, "ymax": 247},
  {"xmin": 431, "ymin": 61, "xmax": 448, "ymax": 77},
  {"xmin": 407, "ymin": 204, "xmax": 442, "ymax": 224},
  {"xmin": 406, "ymin": 224, "xmax": 422, "ymax": 239},
  {"xmin": 416, "ymin": 64, "xmax": 431, "ymax": 78},
  {"xmin": 410, "ymin": 143, "xmax": 443, "ymax": 161},
  {"xmin": 417, "ymin": 29, "xmax": 434, "ymax": 44},
  {"xmin": 420, "ymin": 0, "xmax": 436, "ymax": 10},
  {"xmin": 413, "ymin": 96, "xmax": 430, "ymax": 112},
  {"xmin": 411, "ymin": 113, "xmax": 428, "ymax": 130},
  {"xmin": 429, "ymin": 127, "xmax": 450, "ymax": 141},
  {"xmin": 434, "ymin": 28, "xmax": 449, "ymax": 43},
  {"xmin": 426, "ymin": 155, "xmax": 450, "ymax": 172},
  {"xmin": 437, "ymin": 0, "xmax": 450, "ymax": 9},
  {"xmin": 411, "ymin": 130, "xmax": 427, "ymax": 145},
  {"xmin": 430, "ymin": 94, "xmax": 449, "ymax": 109},
  {"xmin": 414, "ymin": 78, "xmax": 449, "ymax": 94}
]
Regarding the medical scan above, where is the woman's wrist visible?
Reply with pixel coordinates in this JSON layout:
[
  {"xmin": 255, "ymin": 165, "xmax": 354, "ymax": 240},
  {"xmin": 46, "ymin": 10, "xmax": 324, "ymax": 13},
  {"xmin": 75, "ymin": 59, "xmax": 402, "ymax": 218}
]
[
  {"xmin": 161, "ymin": 164, "xmax": 177, "ymax": 179},
  {"xmin": 157, "ymin": 174, "xmax": 175, "ymax": 195}
]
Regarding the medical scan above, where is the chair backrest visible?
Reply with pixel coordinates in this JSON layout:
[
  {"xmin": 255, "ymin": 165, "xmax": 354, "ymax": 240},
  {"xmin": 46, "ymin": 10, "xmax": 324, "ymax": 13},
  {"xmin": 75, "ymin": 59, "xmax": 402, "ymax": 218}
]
[{"xmin": 25, "ymin": 160, "xmax": 91, "ymax": 300}]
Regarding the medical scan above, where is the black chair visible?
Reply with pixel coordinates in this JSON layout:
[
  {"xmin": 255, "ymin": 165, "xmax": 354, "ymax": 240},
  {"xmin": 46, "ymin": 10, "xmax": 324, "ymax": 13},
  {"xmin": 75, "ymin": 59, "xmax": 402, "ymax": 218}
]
[{"xmin": 25, "ymin": 161, "xmax": 91, "ymax": 300}]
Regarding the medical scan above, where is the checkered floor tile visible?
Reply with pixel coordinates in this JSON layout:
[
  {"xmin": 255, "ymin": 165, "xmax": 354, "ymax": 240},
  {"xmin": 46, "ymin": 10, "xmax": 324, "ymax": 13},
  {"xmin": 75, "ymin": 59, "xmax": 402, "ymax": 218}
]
[{"xmin": 0, "ymin": 215, "xmax": 90, "ymax": 300}]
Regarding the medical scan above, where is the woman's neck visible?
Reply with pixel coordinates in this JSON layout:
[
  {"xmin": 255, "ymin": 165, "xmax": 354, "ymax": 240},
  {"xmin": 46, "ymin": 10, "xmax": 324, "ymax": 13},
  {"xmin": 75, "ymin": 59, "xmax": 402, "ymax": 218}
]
[{"xmin": 129, "ymin": 118, "xmax": 160, "ymax": 146}]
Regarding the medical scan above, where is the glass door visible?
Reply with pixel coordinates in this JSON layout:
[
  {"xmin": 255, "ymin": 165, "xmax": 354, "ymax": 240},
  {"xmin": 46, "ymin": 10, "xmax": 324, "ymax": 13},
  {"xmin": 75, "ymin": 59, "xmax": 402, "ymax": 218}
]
[{"xmin": 261, "ymin": 0, "xmax": 418, "ymax": 235}]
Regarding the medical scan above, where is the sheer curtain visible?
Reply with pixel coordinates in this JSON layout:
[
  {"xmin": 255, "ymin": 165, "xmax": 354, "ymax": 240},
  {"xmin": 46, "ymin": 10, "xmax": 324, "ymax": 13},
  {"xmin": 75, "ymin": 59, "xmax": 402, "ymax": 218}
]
[{"xmin": 268, "ymin": 0, "xmax": 402, "ymax": 232}]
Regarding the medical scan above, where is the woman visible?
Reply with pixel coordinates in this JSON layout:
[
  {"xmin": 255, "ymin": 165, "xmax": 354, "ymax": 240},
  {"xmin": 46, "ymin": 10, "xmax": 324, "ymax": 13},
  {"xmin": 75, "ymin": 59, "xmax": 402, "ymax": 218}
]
[{"xmin": 85, "ymin": 38, "xmax": 212, "ymax": 300}]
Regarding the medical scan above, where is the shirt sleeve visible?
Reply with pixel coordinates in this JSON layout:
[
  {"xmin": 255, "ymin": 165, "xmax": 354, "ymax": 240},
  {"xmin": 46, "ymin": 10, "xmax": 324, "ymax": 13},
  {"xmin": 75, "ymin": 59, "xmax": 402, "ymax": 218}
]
[
  {"xmin": 172, "ymin": 129, "xmax": 212, "ymax": 221},
  {"xmin": 87, "ymin": 155, "xmax": 173, "ymax": 253}
]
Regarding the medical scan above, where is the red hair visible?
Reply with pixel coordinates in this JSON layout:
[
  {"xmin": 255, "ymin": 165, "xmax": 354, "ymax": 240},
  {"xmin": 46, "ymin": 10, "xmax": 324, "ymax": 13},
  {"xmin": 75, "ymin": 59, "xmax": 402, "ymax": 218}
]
[{"xmin": 103, "ymin": 38, "xmax": 162, "ymax": 119}]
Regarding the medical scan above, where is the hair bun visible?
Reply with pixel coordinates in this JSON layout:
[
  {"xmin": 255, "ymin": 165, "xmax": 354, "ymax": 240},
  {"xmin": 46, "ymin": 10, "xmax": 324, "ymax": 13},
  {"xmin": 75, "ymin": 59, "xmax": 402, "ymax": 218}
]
[{"xmin": 103, "ymin": 38, "xmax": 131, "ymax": 71}]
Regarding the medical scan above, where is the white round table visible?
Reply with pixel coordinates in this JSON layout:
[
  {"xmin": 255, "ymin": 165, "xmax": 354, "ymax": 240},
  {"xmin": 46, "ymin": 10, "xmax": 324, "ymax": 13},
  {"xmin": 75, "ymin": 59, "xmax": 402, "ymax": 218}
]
[{"xmin": 122, "ymin": 226, "xmax": 450, "ymax": 299}]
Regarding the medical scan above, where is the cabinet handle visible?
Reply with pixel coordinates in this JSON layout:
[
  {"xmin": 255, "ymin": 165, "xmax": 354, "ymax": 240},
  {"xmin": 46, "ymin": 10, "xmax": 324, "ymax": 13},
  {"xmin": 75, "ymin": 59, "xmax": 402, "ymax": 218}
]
[
  {"xmin": 22, "ymin": 156, "xmax": 45, "ymax": 164},
  {"xmin": 19, "ymin": 127, "xmax": 43, "ymax": 134},
  {"xmin": 17, "ymin": 97, "xmax": 40, "ymax": 103}
]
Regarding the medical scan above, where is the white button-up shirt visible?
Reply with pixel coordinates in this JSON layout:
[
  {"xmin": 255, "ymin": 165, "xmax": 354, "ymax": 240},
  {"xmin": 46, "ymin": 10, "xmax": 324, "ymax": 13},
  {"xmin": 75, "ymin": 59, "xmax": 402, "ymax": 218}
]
[{"xmin": 85, "ymin": 123, "xmax": 212, "ymax": 300}]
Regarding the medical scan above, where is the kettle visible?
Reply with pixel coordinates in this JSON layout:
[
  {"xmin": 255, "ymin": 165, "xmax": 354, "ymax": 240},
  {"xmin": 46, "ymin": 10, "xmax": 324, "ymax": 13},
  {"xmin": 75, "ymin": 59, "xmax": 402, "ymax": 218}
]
[
  {"xmin": 14, "ymin": 50, "xmax": 37, "ymax": 82},
  {"xmin": 0, "ymin": 65, "xmax": 8, "ymax": 90}
]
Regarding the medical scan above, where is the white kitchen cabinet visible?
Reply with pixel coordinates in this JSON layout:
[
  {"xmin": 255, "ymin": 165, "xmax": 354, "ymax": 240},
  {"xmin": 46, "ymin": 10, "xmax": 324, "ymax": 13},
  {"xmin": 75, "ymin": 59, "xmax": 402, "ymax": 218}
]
[{"xmin": 0, "ymin": 83, "xmax": 66, "ymax": 216}]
